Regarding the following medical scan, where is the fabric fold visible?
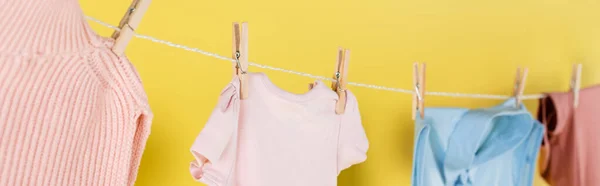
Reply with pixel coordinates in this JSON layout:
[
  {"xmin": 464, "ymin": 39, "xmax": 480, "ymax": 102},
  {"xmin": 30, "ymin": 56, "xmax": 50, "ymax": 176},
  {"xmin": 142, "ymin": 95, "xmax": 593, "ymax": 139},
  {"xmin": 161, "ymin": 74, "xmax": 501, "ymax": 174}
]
[{"xmin": 443, "ymin": 102, "xmax": 534, "ymax": 185}]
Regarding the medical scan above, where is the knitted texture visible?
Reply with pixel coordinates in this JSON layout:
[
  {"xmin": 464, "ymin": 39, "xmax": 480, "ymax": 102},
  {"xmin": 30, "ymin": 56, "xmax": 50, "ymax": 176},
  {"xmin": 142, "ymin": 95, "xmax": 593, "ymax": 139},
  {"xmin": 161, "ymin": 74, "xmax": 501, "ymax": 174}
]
[{"xmin": 0, "ymin": 0, "xmax": 153, "ymax": 185}]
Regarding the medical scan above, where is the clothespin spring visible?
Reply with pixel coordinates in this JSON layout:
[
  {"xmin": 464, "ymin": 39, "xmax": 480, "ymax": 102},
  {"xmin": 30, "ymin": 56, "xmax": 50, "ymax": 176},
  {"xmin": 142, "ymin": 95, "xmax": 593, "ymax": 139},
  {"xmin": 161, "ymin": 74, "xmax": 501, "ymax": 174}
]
[
  {"xmin": 335, "ymin": 71, "xmax": 344, "ymax": 92},
  {"xmin": 235, "ymin": 51, "xmax": 247, "ymax": 74},
  {"xmin": 414, "ymin": 85, "xmax": 423, "ymax": 102}
]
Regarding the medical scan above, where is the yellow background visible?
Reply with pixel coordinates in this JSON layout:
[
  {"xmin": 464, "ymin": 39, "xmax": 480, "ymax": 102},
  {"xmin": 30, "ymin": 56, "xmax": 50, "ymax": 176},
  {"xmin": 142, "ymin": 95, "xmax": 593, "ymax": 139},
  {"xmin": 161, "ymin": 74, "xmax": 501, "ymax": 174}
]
[{"xmin": 80, "ymin": 0, "xmax": 600, "ymax": 185}]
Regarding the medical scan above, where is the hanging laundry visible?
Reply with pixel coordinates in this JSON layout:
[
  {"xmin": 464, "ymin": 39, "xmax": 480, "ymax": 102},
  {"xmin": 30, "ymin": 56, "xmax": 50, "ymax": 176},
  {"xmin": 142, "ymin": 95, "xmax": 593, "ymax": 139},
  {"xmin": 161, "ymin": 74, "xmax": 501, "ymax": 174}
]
[
  {"xmin": 411, "ymin": 99, "xmax": 543, "ymax": 186},
  {"xmin": 538, "ymin": 85, "xmax": 600, "ymax": 186},
  {"xmin": 0, "ymin": 0, "xmax": 153, "ymax": 185},
  {"xmin": 189, "ymin": 73, "xmax": 369, "ymax": 186}
]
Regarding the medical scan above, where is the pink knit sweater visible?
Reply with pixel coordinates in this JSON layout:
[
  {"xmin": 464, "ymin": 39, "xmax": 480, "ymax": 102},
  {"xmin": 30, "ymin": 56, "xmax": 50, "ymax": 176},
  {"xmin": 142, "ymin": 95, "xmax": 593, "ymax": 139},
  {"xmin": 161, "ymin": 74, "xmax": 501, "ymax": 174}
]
[{"xmin": 0, "ymin": 0, "xmax": 153, "ymax": 185}]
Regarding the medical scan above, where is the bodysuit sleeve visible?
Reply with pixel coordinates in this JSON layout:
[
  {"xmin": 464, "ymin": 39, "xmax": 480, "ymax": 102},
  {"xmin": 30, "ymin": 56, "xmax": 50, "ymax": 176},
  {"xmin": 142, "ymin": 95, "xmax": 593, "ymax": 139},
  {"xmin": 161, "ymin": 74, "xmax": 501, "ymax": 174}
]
[
  {"xmin": 337, "ymin": 91, "xmax": 369, "ymax": 174},
  {"xmin": 190, "ymin": 80, "xmax": 240, "ymax": 185}
]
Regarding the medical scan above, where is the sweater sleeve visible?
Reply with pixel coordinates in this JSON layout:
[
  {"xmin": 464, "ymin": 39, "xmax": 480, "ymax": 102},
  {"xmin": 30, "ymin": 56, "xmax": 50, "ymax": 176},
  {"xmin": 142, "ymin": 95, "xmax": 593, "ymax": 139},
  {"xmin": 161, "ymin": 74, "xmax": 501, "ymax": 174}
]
[
  {"xmin": 117, "ymin": 57, "xmax": 155, "ymax": 186},
  {"xmin": 127, "ymin": 107, "xmax": 153, "ymax": 186}
]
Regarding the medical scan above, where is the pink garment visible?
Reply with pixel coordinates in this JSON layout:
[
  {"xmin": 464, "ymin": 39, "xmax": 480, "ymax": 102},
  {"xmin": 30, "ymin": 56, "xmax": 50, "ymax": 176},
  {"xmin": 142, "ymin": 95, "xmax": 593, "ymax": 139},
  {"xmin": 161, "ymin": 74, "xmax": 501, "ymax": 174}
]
[
  {"xmin": 190, "ymin": 73, "xmax": 369, "ymax": 186},
  {"xmin": 0, "ymin": 0, "xmax": 153, "ymax": 185},
  {"xmin": 538, "ymin": 85, "xmax": 600, "ymax": 186}
]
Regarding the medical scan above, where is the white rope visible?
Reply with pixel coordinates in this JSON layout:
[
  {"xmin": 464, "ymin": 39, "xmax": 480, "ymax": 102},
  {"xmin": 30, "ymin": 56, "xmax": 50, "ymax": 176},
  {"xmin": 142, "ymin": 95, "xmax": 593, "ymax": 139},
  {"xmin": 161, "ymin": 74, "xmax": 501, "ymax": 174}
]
[{"xmin": 86, "ymin": 16, "xmax": 547, "ymax": 100}]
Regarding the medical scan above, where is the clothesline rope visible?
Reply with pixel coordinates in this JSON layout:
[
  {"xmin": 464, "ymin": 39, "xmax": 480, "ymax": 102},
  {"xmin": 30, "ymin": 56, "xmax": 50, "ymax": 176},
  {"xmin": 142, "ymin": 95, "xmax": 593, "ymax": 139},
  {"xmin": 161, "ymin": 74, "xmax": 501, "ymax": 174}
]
[{"xmin": 85, "ymin": 16, "xmax": 546, "ymax": 100}]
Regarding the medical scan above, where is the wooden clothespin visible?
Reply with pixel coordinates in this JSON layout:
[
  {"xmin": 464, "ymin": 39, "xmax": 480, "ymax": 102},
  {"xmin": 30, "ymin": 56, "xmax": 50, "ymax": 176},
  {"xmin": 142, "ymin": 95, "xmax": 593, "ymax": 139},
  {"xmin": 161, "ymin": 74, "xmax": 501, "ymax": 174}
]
[
  {"xmin": 111, "ymin": 0, "xmax": 152, "ymax": 56},
  {"xmin": 332, "ymin": 48, "xmax": 350, "ymax": 114},
  {"xmin": 513, "ymin": 67, "xmax": 529, "ymax": 107},
  {"xmin": 571, "ymin": 64, "xmax": 582, "ymax": 108},
  {"xmin": 232, "ymin": 22, "xmax": 249, "ymax": 99},
  {"xmin": 412, "ymin": 63, "xmax": 426, "ymax": 120}
]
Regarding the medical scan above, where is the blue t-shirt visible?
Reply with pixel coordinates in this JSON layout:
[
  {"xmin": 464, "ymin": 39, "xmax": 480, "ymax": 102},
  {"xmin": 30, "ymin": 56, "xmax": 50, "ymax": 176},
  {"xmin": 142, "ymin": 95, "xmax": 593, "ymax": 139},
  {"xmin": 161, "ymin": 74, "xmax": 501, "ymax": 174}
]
[{"xmin": 412, "ymin": 99, "xmax": 543, "ymax": 186}]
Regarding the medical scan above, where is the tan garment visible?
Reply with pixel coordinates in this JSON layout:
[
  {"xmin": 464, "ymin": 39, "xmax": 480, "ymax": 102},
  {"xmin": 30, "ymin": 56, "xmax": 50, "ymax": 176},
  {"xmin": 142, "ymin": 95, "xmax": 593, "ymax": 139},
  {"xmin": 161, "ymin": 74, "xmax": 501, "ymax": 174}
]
[{"xmin": 538, "ymin": 85, "xmax": 600, "ymax": 186}]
